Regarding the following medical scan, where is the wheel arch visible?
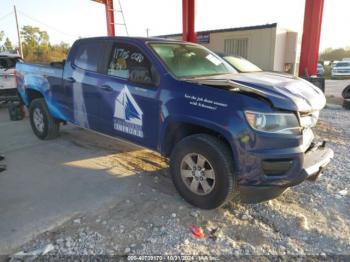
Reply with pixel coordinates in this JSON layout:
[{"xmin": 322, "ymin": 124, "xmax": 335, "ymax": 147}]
[
  {"xmin": 25, "ymin": 87, "xmax": 67, "ymax": 121},
  {"xmin": 159, "ymin": 118, "xmax": 239, "ymax": 171},
  {"xmin": 26, "ymin": 88, "xmax": 44, "ymax": 105}
]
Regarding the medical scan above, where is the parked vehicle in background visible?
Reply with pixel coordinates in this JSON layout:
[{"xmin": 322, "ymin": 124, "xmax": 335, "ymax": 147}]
[
  {"xmin": 332, "ymin": 61, "xmax": 350, "ymax": 79},
  {"xmin": 317, "ymin": 63, "xmax": 325, "ymax": 76},
  {"xmin": 0, "ymin": 53, "xmax": 22, "ymax": 103},
  {"xmin": 16, "ymin": 37, "xmax": 333, "ymax": 209},
  {"xmin": 217, "ymin": 54, "xmax": 262, "ymax": 73}
]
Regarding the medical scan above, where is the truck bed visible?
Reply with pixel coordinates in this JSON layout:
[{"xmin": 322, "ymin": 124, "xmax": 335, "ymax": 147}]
[{"xmin": 16, "ymin": 62, "xmax": 64, "ymax": 106}]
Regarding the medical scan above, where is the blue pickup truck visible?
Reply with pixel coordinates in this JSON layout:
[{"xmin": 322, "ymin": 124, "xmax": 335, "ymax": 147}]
[{"xmin": 16, "ymin": 37, "xmax": 333, "ymax": 209}]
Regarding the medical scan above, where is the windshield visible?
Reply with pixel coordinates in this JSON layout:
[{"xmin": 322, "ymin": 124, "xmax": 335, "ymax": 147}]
[
  {"xmin": 223, "ymin": 56, "xmax": 262, "ymax": 72},
  {"xmin": 335, "ymin": 62, "xmax": 350, "ymax": 67},
  {"xmin": 150, "ymin": 43, "xmax": 236, "ymax": 78}
]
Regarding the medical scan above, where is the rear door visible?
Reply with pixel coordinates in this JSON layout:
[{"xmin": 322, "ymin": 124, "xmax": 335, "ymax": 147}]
[
  {"xmin": 97, "ymin": 41, "xmax": 161, "ymax": 149},
  {"xmin": 63, "ymin": 41, "xmax": 107, "ymax": 130}
]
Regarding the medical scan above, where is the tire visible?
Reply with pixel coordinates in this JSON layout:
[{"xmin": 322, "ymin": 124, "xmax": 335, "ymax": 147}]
[
  {"xmin": 170, "ymin": 134, "xmax": 236, "ymax": 209},
  {"xmin": 29, "ymin": 98, "xmax": 60, "ymax": 140},
  {"xmin": 343, "ymin": 99, "xmax": 350, "ymax": 110},
  {"xmin": 342, "ymin": 85, "xmax": 350, "ymax": 99},
  {"xmin": 8, "ymin": 102, "xmax": 25, "ymax": 121}
]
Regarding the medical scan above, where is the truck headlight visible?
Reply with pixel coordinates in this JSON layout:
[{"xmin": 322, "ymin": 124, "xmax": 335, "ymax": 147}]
[
  {"xmin": 300, "ymin": 111, "xmax": 319, "ymax": 128},
  {"xmin": 244, "ymin": 111, "xmax": 301, "ymax": 135}
]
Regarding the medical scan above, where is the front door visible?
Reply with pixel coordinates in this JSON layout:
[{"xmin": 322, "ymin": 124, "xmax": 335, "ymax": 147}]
[{"xmin": 97, "ymin": 41, "xmax": 161, "ymax": 149}]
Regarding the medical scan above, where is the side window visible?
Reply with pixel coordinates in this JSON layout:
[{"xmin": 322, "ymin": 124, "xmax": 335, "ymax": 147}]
[
  {"xmin": 74, "ymin": 43, "xmax": 102, "ymax": 72},
  {"xmin": 107, "ymin": 43, "xmax": 154, "ymax": 85}
]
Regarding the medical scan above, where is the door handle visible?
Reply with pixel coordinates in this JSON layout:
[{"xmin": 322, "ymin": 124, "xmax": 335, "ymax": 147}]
[
  {"xmin": 66, "ymin": 77, "xmax": 76, "ymax": 83},
  {"xmin": 101, "ymin": 85, "xmax": 113, "ymax": 92}
]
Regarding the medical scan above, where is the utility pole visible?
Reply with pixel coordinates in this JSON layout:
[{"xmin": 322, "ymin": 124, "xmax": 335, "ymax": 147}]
[
  {"xmin": 146, "ymin": 28, "xmax": 149, "ymax": 37},
  {"xmin": 14, "ymin": 5, "xmax": 23, "ymax": 58}
]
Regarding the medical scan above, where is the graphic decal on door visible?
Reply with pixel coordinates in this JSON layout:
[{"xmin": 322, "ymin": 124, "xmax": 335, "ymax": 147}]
[
  {"xmin": 113, "ymin": 85, "xmax": 144, "ymax": 138},
  {"xmin": 72, "ymin": 71, "xmax": 89, "ymax": 128}
]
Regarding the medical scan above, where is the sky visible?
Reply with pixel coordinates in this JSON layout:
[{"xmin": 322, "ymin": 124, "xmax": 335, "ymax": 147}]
[{"xmin": 0, "ymin": 0, "xmax": 349, "ymax": 51}]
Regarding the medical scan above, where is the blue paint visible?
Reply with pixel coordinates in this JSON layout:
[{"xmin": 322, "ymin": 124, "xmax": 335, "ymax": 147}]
[{"xmin": 16, "ymin": 37, "xmax": 331, "ymax": 193}]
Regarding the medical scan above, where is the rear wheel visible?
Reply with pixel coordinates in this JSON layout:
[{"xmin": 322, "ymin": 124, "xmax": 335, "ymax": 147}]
[
  {"xmin": 170, "ymin": 134, "xmax": 236, "ymax": 209},
  {"xmin": 29, "ymin": 98, "xmax": 60, "ymax": 140}
]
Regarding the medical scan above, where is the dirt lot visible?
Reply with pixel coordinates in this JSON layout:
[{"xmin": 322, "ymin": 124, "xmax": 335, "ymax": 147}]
[
  {"xmin": 325, "ymin": 79, "xmax": 350, "ymax": 99},
  {"xmin": 325, "ymin": 79, "xmax": 350, "ymax": 105},
  {"xmin": 0, "ymin": 105, "xmax": 347, "ymax": 260}
]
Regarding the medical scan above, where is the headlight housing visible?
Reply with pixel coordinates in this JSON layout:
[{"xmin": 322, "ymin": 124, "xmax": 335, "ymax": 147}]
[
  {"xmin": 299, "ymin": 111, "xmax": 319, "ymax": 129},
  {"xmin": 244, "ymin": 111, "xmax": 301, "ymax": 135}
]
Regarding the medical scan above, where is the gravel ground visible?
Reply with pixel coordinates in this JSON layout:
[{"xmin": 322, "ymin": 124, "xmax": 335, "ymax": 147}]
[{"xmin": 10, "ymin": 107, "xmax": 350, "ymax": 259}]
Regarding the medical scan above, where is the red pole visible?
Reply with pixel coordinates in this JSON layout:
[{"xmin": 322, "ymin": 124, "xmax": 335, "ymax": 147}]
[
  {"xmin": 182, "ymin": 0, "xmax": 196, "ymax": 42},
  {"xmin": 91, "ymin": 0, "xmax": 115, "ymax": 36},
  {"xmin": 182, "ymin": 0, "xmax": 188, "ymax": 41},
  {"xmin": 299, "ymin": 0, "xmax": 324, "ymax": 77},
  {"xmin": 105, "ymin": 0, "xmax": 115, "ymax": 36}
]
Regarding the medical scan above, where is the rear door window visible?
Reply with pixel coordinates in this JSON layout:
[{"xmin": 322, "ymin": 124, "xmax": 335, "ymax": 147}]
[
  {"xmin": 74, "ymin": 43, "xmax": 103, "ymax": 72},
  {"xmin": 107, "ymin": 43, "xmax": 154, "ymax": 85}
]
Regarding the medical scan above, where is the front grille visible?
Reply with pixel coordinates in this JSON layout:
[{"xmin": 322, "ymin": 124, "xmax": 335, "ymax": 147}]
[{"xmin": 334, "ymin": 70, "xmax": 350, "ymax": 73}]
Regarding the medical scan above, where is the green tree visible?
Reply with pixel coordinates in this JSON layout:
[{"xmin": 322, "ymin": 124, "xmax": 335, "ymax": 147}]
[
  {"xmin": 319, "ymin": 47, "xmax": 350, "ymax": 61},
  {"xmin": 0, "ymin": 31, "xmax": 4, "ymax": 52},
  {"xmin": 4, "ymin": 38, "xmax": 13, "ymax": 51},
  {"xmin": 49, "ymin": 41, "xmax": 70, "ymax": 61},
  {"xmin": 9, "ymin": 25, "xmax": 69, "ymax": 62},
  {"xmin": 21, "ymin": 25, "xmax": 50, "ymax": 62}
]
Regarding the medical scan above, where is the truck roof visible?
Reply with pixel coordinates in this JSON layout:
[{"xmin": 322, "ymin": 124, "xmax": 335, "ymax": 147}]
[{"xmin": 76, "ymin": 36, "xmax": 185, "ymax": 44}]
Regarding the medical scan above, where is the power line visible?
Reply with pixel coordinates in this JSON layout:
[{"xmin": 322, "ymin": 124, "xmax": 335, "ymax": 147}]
[
  {"xmin": 17, "ymin": 9, "xmax": 77, "ymax": 39},
  {"xmin": 0, "ymin": 11, "xmax": 13, "ymax": 22}
]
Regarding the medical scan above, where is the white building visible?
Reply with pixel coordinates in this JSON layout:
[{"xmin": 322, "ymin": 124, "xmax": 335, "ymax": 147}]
[{"xmin": 161, "ymin": 23, "xmax": 299, "ymax": 75}]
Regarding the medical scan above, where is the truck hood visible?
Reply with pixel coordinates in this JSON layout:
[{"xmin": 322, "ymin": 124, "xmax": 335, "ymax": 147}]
[{"xmin": 187, "ymin": 72, "xmax": 326, "ymax": 113}]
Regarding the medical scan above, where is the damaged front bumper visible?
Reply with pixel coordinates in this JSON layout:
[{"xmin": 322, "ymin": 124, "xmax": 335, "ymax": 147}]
[
  {"xmin": 239, "ymin": 142, "xmax": 334, "ymax": 203},
  {"xmin": 304, "ymin": 142, "xmax": 334, "ymax": 181}
]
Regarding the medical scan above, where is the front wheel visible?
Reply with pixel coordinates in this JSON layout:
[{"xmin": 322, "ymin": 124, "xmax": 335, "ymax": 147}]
[
  {"xmin": 343, "ymin": 98, "xmax": 350, "ymax": 110},
  {"xmin": 29, "ymin": 98, "xmax": 60, "ymax": 140},
  {"xmin": 170, "ymin": 134, "xmax": 236, "ymax": 209}
]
